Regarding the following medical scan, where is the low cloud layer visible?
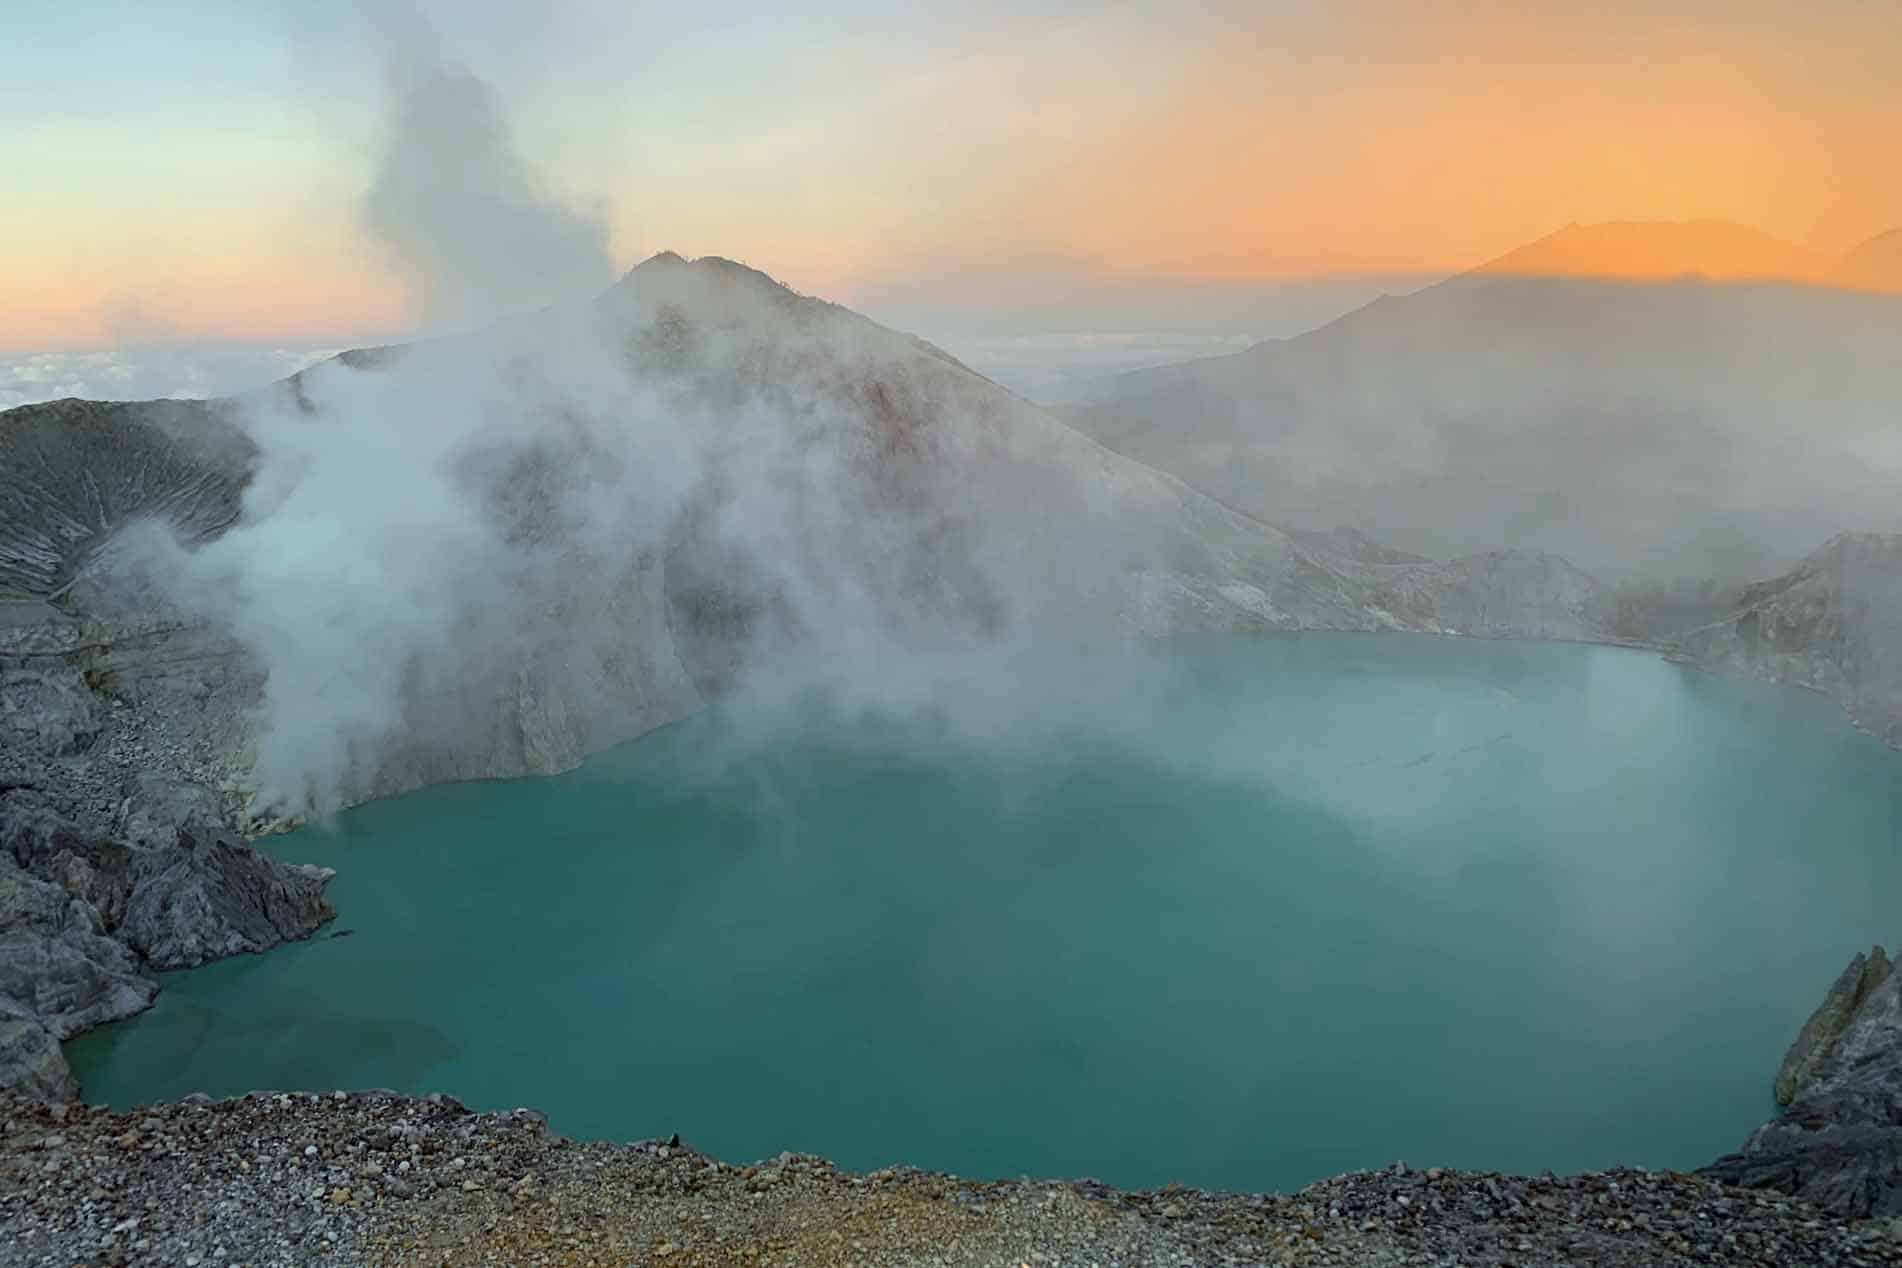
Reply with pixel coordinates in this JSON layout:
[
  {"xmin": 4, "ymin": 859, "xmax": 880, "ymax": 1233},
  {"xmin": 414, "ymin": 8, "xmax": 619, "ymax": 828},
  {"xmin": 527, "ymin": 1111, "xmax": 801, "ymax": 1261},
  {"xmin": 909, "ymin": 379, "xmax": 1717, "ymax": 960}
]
[{"xmin": 0, "ymin": 345, "xmax": 336, "ymax": 410}]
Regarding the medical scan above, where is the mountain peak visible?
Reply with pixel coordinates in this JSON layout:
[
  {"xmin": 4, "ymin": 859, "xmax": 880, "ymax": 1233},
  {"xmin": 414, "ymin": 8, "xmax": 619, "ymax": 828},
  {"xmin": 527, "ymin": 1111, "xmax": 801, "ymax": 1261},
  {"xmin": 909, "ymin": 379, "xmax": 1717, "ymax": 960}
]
[
  {"xmin": 1844, "ymin": 228, "xmax": 1902, "ymax": 289},
  {"xmin": 619, "ymin": 251, "xmax": 796, "ymax": 294},
  {"xmin": 1474, "ymin": 219, "xmax": 1843, "ymax": 286},
  {"xmin": 599, "ymin": 251, "xmax": 836, "ymax": 328},
  {"xmin": 628, "ymin": 250, "xmax": 687, "ymax": 272}
]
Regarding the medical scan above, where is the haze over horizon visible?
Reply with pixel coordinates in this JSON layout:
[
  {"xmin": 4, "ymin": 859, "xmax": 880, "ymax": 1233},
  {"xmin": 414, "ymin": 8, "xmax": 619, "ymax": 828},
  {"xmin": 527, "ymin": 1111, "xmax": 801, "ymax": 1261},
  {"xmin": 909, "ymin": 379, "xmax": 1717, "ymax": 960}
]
[{"xmin": 7, "ymin": 0, "xmax": 1902, "ymax": 361}]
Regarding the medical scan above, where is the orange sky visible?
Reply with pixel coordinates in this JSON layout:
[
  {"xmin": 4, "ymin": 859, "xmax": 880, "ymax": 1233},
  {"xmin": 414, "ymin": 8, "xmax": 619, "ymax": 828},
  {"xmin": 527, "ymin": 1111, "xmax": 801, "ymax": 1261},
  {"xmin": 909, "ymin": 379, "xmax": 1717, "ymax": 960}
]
[{"xmin": 4, "ymin": 1, "xmax": 1900, "ymax": 348}]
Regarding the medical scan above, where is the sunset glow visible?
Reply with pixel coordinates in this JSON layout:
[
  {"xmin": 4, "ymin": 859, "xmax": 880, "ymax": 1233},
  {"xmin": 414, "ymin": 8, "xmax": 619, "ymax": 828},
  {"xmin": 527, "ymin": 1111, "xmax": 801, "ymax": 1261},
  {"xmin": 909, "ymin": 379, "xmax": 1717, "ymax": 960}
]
[{"xmin": 5, "ymin": 1, "xmax": 1900, "ymax": 349}]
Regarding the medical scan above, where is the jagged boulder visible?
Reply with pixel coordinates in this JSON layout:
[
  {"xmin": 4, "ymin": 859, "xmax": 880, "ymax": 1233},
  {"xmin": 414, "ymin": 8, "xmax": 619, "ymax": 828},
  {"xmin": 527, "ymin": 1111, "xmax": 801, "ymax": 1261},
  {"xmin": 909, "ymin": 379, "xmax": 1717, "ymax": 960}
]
[
  {"xmin": 114, "ymin": 772, "xmax": 228, "ymax": 853},
  {"xmin": 119, "ymin": 829, "xmax": 334, "ymax": 970},
  {"xmin": 2, "ymin": 792, "xmax": 136, "ymax": 923},
  {"xmin": 1704, "ymin": 946, "xmax": 1902, "ymax": 1216},
  {"xmin": 0, "ymin": 667, "xmax": 99, "ymax": 758},
  {"xmin": 0, "ymin": 793, "xmax": 334, "ymax": 1096},
  {"xmin": 0, "ymin": 853, "xmax": 154, "ymax": 1031},
  {"xmin": 0, "ymin": 1011, "xmax": 75, "ymax": 1102},
  {"xmin": 0, "ymin": 852, "xmax": 158, "ymax": 1097},
  {"xmin": 4, "ymin": 791, "xmax": 334, "ymax": 968},
  {"xmin": 1775, "ymin": 946, "xmax": 1892, "ymax": 1106}
]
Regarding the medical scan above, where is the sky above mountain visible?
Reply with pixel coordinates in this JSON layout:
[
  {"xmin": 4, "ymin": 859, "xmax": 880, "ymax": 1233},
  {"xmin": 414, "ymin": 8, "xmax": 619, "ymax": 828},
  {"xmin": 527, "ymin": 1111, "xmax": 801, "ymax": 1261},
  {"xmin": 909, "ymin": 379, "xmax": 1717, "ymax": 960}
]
[{"xmin": 5, "ymin": 0, "xmax": 1901, "ymax": 351}]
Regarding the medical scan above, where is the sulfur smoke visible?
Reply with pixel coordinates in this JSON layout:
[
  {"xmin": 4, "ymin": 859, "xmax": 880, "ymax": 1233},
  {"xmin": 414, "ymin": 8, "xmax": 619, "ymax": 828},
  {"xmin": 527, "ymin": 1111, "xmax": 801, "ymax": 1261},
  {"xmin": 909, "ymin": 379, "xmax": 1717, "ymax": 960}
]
[
  {"xmin": 107, "ymin": 48, "xmax": 1232, "ymax": 818},
  {"xmin": 362, "ymin": 53, "xmax": 615, "ymax": 327}
]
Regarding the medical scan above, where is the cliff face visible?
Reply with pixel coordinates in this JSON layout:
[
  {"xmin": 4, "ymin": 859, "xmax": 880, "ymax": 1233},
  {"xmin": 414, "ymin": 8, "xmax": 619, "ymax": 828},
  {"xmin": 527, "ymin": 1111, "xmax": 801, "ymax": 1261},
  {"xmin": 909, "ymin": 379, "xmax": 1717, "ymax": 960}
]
[{"xmin": 1705, "ymin": 944, "xmax": 1902, "ymax": 1217}]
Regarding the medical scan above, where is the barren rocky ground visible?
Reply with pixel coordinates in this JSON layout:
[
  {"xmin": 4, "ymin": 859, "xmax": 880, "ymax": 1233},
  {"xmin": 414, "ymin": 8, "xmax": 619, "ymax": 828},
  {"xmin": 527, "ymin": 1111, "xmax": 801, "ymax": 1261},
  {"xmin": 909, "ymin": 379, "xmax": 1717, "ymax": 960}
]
[{"xmin": 5, "ymin": 1090, "xmax": 1900, "ymax": 1268}]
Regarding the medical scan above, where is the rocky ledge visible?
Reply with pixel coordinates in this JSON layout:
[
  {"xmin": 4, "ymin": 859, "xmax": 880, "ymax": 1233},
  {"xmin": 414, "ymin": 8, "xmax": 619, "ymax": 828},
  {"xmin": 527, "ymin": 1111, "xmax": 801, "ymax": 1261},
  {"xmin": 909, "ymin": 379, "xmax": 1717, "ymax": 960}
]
[
  {"xmin": 0, "ymin": 790, "xmax": 333, "ymax": 1100},
  {"xmin": 3, "ymin": 1090, "xmax": 1898, "ymax": 1268}
]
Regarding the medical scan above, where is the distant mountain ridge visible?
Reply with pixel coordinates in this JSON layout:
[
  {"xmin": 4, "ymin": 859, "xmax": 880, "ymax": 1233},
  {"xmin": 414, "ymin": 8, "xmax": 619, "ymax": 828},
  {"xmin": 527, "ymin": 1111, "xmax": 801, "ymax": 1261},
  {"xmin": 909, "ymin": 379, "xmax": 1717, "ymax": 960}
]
[
  {"xmin": 1475, "ymin": 218, "xmax": 1902, "ymax": 291},
  {"xmin": 1069, "ymin": 220, "xmax": 1902, "ymax": 580}
]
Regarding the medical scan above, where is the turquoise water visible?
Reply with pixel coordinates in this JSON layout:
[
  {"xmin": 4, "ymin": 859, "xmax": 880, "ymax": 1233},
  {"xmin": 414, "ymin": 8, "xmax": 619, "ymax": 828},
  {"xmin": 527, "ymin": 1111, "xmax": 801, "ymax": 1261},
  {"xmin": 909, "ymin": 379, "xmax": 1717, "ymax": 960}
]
[{"xmin": 67, "ymin": 635, "xmax": 1902, "ymax": 1192}]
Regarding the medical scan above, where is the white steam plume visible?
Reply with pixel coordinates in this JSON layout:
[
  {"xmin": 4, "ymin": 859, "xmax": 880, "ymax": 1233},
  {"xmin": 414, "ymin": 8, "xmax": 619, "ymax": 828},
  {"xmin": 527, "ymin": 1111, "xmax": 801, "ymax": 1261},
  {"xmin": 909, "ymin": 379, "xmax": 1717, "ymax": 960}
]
[{"xmin": 362, "ymin": 51, "xmax": 614, "ymax": 327}]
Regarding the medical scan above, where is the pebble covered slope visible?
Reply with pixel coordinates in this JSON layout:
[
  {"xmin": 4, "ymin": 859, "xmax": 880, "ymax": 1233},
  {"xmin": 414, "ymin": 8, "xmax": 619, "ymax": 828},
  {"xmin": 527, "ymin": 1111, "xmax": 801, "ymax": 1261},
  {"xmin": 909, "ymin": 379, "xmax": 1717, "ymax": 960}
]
[{"xmin": 3, "ymin": 1091, "xmax": 1900, "ymax": 1268}]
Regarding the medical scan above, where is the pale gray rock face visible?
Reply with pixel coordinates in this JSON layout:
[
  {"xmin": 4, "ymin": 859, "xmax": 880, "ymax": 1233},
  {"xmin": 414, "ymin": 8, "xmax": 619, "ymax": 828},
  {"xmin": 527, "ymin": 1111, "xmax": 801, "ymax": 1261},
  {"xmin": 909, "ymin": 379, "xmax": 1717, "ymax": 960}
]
[
  {"xmin": 0, "ymin": 793, "xmax": 333, "ymax": 1095},
  {"xmin": 0, "ymin": 1013, "xmax": 75, "ymax": 1102},
  {"xmin": 0, "ymin": 853, "xmax": 154, "ymax": 1033},
  {"xmin": 0, "ymin": 851, "xmax": 157, "ymax": 1099},
  {"xmin": 1651, "ymin": 534, "xmax": 1902, "ymax": 745},
  {"xmin": 1, "ymin": 794, "xmax": 335, "ymax": 971},
  {"xmin": 0, "ymin": 397, "xmax": 251, "ymax": 600},
  {"xmin": 116, "ymin": 772, "xmax": 226, "ymax": 853},
  {"xmin": 1705, "ymin": 946, "xmax": 1902, "ymax": 1217},
  {"xmin": 0, "ymin": 668, "xmax": 99, "ymax": 758},
  {"xmin": 1774, "ymin": 948, "xmax": 1892, "ymax": 1107},
  {"xmin": 1306, "ymin": 547, "xmax": 1611, "ymax": 641},
  {"xmin": 117, "ymin": 829, "xmax": 334, "ymax": 970}
]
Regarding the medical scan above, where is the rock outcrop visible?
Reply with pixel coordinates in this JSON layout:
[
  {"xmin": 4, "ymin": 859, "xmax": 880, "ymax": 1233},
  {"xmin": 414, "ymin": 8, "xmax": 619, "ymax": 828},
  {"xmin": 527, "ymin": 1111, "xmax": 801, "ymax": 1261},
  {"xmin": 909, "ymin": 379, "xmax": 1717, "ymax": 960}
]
[
  {"xmin": 0, "ymin": 852, "xmax": 155, "ymax": 1100},
  {"xmin": 0, "ymin": 790, "xmax": 333, "ymax": 1097},
  {"xmin": 116, "ymin": 829, "xmax": 335, "ymax": 970},
  {"xmin": 1703, "ymin": 944, "xmax": 1902, "ymax": 1217},
  {"xmin": 1774, "ymin": 947, "xmax": 1892, "ymax": 1106}
]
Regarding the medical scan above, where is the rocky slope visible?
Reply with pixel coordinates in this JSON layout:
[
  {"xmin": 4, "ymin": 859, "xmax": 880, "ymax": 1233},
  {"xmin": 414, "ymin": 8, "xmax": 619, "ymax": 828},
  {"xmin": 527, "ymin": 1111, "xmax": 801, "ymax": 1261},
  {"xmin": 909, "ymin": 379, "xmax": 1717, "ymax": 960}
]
[
  {"xmin": 5, "ymin": 1089, "xmax": 1898, "ymax": 1268},
  {"xmin": 0, "ymin": 398, "xmax": 251, "ymax": 602},
  {"xmin": 1653, "ymin": 534, "xmax": 1902, "ymax": 744}
]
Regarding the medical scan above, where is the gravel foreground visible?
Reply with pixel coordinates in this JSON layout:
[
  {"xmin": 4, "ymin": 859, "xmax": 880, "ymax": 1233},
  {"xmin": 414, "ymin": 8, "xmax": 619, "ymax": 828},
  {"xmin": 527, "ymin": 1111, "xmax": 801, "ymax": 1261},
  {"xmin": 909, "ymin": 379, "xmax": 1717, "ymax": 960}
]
[{"xmin": 4, "ymin": 1092, "xmax": 1900, "ymax": 1268}]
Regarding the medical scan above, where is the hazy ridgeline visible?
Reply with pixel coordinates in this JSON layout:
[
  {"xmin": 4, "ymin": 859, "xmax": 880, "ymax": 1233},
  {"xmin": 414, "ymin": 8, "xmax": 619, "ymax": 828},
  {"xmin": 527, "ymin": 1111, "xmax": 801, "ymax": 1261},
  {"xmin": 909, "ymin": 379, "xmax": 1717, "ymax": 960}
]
[{"xmin": 1070, "ymin": 264, "xmax": 1902, "ymax": 584}]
